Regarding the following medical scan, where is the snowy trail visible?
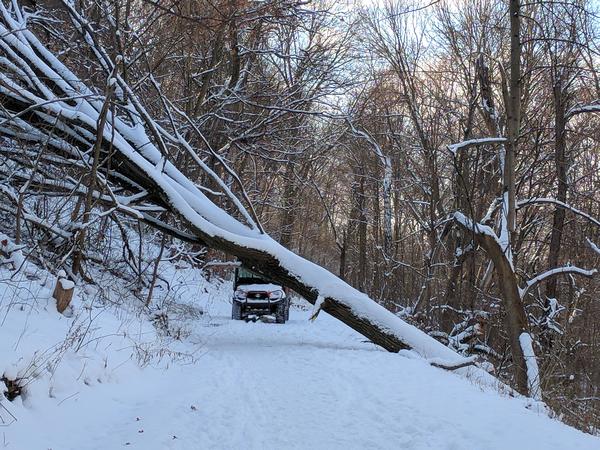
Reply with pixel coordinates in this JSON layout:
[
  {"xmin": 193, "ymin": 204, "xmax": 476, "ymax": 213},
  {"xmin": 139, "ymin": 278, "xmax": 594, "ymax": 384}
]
[
  {"xmin": 1, "ymin": 264, "xmax": 598, "ymax": 450},
  {"xmin": 5, "ymin": 297, "xmax": 599, "ymax": 450}
]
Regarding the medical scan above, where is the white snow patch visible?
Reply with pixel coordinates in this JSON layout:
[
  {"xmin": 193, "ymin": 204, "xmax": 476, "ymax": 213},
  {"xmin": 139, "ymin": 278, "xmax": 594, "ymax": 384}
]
[
  {"xmin": 448, "ymin": 137, "xmax": 507, "ymax": 155},
  {"xmin": 587, "ymin": 238, "xmax": 600, "ymax": 256},
  {"xmin": 310, "ymin": 295, "xmax": 325, "ymax": 321},
  {"xmin": 520, "ymin": 332, "xmax": 542, "ymax": 401},
  {"xmin": 236, "ymin": 283, "xmax": 283, "ymax": 293},
  {"xmin": 59, "ymin": 278, "xmax": 75, "ymax": 290}
]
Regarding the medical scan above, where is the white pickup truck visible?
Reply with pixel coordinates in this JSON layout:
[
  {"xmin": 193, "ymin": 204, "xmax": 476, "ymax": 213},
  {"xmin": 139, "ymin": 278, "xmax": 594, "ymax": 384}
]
[{"xmin": 231, "ymin": 266, "xmax": 290, "ymax": 323}]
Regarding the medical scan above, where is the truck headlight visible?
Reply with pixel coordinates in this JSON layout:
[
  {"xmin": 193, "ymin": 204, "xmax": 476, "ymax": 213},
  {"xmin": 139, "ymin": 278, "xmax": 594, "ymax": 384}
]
[
  {"xmin": 234, "ymin": 290, "xmax": 247, "ymax": 301},
  {"xmin": 268, "ymin": 290, "xmax": 284, "ymax": 300}
]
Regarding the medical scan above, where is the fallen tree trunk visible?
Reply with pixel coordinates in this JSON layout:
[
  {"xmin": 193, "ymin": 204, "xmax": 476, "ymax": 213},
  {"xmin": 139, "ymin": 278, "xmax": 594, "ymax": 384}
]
[{"xmin": 0, "ymin": 1, "xmax": 481, "ymax": 370}]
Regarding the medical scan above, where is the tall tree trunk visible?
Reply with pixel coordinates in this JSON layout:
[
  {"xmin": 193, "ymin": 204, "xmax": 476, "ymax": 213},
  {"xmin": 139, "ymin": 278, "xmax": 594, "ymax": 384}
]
[
  {"xmin": 478, "ymin": 36, "xmax": 534, "ymax": 397},
  {"xmin": 505, "ymin": 0, "xmax": 521, "ymax": 234},
  {"xmin": 545, "ymin": 80, "xmax": 568, "ymax": 300},
  {"xmin": 357, "ymin": 169, "xmax": 368, "ymax": 292},
  {"xmin": 339, "ymin": 227, "xmax": 348, "ymax": 281},
  {"xmin": 279, "ymin": 160, "xmax": 296, "ymax": 249},
  {"xmin": 372, "ymin": 178, "xmax": 382, "ymax": 298}
]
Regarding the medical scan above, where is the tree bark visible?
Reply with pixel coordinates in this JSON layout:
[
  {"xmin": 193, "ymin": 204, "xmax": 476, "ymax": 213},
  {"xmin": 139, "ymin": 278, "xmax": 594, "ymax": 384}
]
[
  {"xmin": 505, "ymin": 0, "xmax": 521, "ymax": 233},
  {"xmin": 72, "ymin": 84, "xmax": 114, "ymax": 277},
  {"xmin": 278, "ymin": 160, "xmax": 296, "ymax": 249},
  {"xmin": 454, "ymin": 218, "xmax": 529, "ymax": 394},
  {"xmin": 353, "ymin": 164, "xmax": 368, "ymax": 292},
  {"xmin": 545, "ymin": 81, "xmax": 568, "ymax": 300}
]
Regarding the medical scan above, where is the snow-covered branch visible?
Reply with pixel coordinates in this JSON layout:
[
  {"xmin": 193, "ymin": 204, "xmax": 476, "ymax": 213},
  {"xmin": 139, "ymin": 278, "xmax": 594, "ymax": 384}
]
[
  {"xmin": 447, "ymin": 137, "xmax": 507, "ymax": 156},
  {"xmin": 587, "ymin": 238, "xmax": 600, "ymax": 256},
  {"xmin": 567, "ymin": 103, "xmax": 600, "ymax": 117},
  {"xmin": 520, "ymin": 266, "xmax": 597, "ymax": 299},
  {"xmin": 0, "ymin": 184, "xmax": 72, "ymax": 240},
  {"xmin": 451, "ymin": 212, "xmax": 511, "ymax": 259},
  {"xmin": 517, "ymin": 198, "xmax": 600, "ymax": 228},
  {"xmin": 452, "ymin": 212, "xmax": 499, "ymax": 240}
]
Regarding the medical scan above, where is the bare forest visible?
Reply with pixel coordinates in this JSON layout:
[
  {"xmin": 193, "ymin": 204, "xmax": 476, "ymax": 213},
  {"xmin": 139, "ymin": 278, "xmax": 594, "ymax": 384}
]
[{"xmin": 1, "ymin": 0, "xmax": 600, "ymax": 437}]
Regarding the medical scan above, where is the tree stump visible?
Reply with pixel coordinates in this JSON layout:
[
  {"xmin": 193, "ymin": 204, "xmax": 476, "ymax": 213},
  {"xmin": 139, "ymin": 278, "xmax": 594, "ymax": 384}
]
[{"xmin": 53, "ymin": 272, "xmax": 74, "ymax": 313}]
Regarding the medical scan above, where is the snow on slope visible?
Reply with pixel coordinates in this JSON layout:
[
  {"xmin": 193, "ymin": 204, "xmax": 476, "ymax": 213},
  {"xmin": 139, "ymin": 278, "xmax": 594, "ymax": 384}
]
[{"xmin": 0, "ymin": 261, "xmax": 598, "ymax": 450}]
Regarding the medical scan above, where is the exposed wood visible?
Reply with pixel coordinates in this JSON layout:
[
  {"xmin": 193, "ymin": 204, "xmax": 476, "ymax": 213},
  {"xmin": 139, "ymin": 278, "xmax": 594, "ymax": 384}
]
[{"xmin": 53, "ymin": 275, "xmax": 74, "ymax": 314}]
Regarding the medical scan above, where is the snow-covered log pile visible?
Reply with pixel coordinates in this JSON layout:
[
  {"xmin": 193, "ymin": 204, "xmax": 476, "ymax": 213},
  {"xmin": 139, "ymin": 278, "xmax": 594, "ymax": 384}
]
[{"xmin": 0, "ymin": 1, "xmax": 495, "ymax": 379}]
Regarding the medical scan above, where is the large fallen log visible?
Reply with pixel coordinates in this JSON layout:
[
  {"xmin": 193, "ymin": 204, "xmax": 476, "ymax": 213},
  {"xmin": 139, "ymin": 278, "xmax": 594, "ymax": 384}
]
[{"xmin": 0, "ymin": 1, "xmax": 491, "ymax": 378}]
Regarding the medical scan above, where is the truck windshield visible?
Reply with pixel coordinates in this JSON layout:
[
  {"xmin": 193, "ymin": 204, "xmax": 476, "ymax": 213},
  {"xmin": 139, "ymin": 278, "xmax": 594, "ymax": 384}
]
[{"xmin": 236, "ymin": 267, "xmax": 268, "ymax": 286}]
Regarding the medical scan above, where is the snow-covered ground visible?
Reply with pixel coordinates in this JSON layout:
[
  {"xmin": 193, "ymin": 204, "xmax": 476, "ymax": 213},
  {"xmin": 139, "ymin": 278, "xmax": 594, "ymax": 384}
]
[{"xmin": 1, "ymin": 259, "xmax": 599, "ymax": 450}]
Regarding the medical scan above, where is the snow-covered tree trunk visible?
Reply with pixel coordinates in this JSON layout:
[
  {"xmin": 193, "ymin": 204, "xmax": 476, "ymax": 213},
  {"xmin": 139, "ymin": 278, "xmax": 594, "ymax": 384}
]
[{"xmin": 452, "ymin": 213, "xmax": 530, "ymax": 394}]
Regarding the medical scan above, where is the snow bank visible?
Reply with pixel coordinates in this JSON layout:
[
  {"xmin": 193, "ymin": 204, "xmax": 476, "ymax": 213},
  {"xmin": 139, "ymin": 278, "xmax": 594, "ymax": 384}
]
[{"xmin": 519, "ymin": 332, "xmax": 542, "ymax": 401}]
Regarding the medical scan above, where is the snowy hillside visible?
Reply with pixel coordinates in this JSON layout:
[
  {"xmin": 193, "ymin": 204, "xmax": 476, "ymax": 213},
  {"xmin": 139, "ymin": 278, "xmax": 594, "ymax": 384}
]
[{"xmin": 0, "ymin": 257, "xmax": 598, "ymax": 450}]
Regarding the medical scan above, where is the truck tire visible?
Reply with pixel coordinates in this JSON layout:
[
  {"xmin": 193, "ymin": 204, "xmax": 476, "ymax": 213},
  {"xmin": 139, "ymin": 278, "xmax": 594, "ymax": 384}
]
[
  {"xmin": 232, "ymin": 301, "xmax": 242, "ymax": 320},
  {"xmin": 284, "ymin": 298, "xmax": 290, "ymax": 321}
]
